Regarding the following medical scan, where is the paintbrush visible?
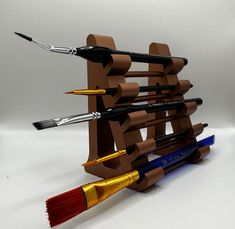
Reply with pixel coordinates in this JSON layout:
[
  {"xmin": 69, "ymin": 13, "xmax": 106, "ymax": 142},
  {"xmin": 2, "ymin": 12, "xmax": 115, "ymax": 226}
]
[
  {"xmin": 15, "ymin": 32, "xmax": 188, "ymax": 65},
  {"xmin": 65, "ymin": 84, "xmax": 193, "ymax": 96},
  {"xmin": 82, "ymin": 123, "xmax": 208, "ymax": 166},
  {"xmin": 33, "ymin": 98, "xmax": 202, "ymax": 130},
  {"xmin": 46, "ymin": 135, "xmax": 215, "ymax": 227}
]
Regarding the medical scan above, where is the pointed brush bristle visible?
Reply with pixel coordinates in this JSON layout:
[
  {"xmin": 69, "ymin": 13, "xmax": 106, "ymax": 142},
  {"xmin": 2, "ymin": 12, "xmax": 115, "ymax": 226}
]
[
  {"xmin": 14, "ymin": 32, "xmax": 32, "ymax": 42},
  {"xmin": 64, "ymin": 91, "xmax": 73, "ymax": 94},
  {"xmin": 46, "ymin": 187, "xmax": 87, "ymax": 227},
  {"xmin": 64, "ymin": 90, "xmax": 86, "ymax": 95},
  {"xmin": 82, "ymin": 160, "xmax": 97, "ymax": 167},
  {"xmin": 32, "ymin": 120, "xmax": 57, "ymax": 130}
]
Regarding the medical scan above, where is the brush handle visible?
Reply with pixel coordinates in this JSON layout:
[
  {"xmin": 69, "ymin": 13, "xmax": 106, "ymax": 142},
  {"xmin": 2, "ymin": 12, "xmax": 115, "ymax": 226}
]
[
  {"xmin": 125, "ymin": 129, "xmax": 187, "ymax": 154},
  {"xmin": 113, "ymin": 48, "xmax": 188, "ymax": 65},
  {"xmin": 155, "ymin": 130, "xmax": 186, "ymax": 144},
  {"xmin": 76, "ymin": 46, "xmax": 188, "ymax": 65},
  {"xmin": 147, "ymin": 98, "xmax": 202, "ymax": 112},
  {"xmin": 139, "ymin": 84, "xmax": 176, "ymax": 92},
  {"xmin": 105, "ymin": 84, "xmax": 177, "ymax": 95},
  {"xmin": 137, "ymin": 135, "xmax": 215, "ymax": 178},
  {"xmin": 101, "ymin": 98, "xmax": 202, "ymax": 121}
]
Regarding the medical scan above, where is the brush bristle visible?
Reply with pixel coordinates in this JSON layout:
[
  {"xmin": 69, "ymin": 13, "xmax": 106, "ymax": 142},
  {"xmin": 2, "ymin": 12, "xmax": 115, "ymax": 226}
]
[
  {"xmin": 14, "ymin": 32, "xmax": 32, "ymax": 42},
  {"xmin": 64, "ymin": 91, "xmax": 73, "ymax": 94},
  {"xmin": 46, "ymin": 187, "xmax": 87, "ymax": 227},
  {"xmin": 32, "ymin": 120, "xmax": 57, "ymax": 130}
]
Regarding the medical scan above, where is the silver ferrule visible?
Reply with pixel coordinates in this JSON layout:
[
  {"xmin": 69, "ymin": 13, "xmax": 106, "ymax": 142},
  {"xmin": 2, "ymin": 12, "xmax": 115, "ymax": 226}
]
[
  {"xmin": 53, "ymin": 112, "xmax": 101, "ymax": 126},
  {"xmin": 50, "ymin": 46, "xmax": 77, "ymax": 55},
  {"xmin": 32, "ymin": 39, "xmax": 77, "ymax": 55},
  {"xmin": 32, "ymin": 39, "xmax": 51, "ymax": 51}
]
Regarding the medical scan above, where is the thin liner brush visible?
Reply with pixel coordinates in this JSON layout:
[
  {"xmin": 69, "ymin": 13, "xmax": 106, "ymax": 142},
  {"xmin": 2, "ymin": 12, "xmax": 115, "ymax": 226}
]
[
  {"xmin": 82, "ymin": 123, "xmax": 208, "ymax": 167},
  {"xmin": 33, "ymin": 98, "xmax": 203, "ymax": 130},
  {"xmin": 46, "ymin": 135, "xmax": 215, "ymax": 227},
  {"xmin": 65, "ymin": 84, "xmax": 193, "ymax": 96},
  {"xmin": 15, "ymin": 32, "xmax": 188, "ymax": 65}
]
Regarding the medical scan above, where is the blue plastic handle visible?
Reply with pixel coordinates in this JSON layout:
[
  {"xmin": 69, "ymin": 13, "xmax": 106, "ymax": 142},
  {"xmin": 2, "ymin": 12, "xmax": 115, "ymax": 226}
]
[{"xmin": 138, "ymin": 135, "xmax": 215, "ymax": 177}]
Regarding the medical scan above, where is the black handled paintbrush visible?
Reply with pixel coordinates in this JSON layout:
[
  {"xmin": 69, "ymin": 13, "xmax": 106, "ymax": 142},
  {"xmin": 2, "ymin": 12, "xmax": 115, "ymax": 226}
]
[
  {"xmin": 15, "ymin": 32, "xmax": 188, "ymax": 66},
  {"xmin": 65, "ymin": 84, "xmax": 193, "ymax": 96},
  {"xmin": 33, "ymin": 98, "xmax": 202, "ymax": 130}
]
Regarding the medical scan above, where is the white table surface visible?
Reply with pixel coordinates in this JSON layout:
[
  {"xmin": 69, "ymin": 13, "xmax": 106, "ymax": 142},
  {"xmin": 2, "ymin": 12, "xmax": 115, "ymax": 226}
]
[{"xmin": 0, "ymin": 127, "xmax": 234, "ymax": 229}]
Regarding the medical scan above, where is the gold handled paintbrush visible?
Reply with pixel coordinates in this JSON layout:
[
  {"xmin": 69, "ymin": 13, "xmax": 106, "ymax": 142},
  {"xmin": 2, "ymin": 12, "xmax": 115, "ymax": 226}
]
[
  {"xmin": 46, "ymin": 135, "xmax": 215, "ymax": 227},
  {"xmin": 82, "ymin": 123, "xmax": 208, "ymax": 167},
  {"xmin": 65, "ymin": 84, "xmax": 193, "ymax": 96}
]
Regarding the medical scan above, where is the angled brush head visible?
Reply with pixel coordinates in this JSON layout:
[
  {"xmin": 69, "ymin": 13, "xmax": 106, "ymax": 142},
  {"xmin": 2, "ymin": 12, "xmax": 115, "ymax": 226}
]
[
  {"xmin": 46, "ymin": 187, "xmax": 87, "ymax": 227},
  {"xmin": 33, "ymin": 120, "xmax": 57, "ymax": 130},
  {"xmin": 14, "ymin": 32, "xmax": 32, "ymax": 42}
]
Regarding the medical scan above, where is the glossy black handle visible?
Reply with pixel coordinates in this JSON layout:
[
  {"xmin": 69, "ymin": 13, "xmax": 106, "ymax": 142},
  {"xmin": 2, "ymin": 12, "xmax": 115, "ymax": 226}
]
[
  {"xmin": 101, "ymin": 98, "xmax": 202, "ymax": 121},
  {"xmin": 76, "ymin": 46, "xmax": 188, "ymax": 66}
]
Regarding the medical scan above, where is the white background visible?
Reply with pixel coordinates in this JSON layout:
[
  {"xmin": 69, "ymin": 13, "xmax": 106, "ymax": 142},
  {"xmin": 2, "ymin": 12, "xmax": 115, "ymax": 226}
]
[{"xmin": 1, "ymin": 0, "xmax": 235, "ymax": 228}]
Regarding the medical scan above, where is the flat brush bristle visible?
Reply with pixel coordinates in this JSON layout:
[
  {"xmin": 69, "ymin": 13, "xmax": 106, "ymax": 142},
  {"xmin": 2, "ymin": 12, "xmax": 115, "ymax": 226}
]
[
  {"xmin": 46, "ymin": 187, "xmax": 87, "ymax": 227},
  {"xmin": 14, "ymin": 32, "xmax": 32, "ymax": 42},
  {"xmin": 33, "ymin": 120, "xmax": 57, "ymax": 130}
]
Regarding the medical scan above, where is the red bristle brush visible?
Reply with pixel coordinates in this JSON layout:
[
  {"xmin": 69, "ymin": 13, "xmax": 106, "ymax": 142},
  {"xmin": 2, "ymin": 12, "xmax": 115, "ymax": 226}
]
[
  {"xmin": 46, "ymin": 135, "xmax": 214, "ymax": 227},
  {"xmin": 46, "ymin": 187, "xmax": 87, "ymax": 227}
]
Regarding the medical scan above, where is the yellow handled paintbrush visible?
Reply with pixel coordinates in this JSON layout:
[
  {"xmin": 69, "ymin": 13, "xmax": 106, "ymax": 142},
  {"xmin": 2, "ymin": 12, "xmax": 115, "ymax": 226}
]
[{"xmin": 65, "ymin": 84, "xmax": 192, "ymax": 96}]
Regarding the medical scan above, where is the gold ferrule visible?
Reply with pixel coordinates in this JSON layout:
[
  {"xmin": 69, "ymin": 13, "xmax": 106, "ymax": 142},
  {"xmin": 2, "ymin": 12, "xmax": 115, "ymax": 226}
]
[
  {"xmin": 95, "ymin": 149, "xmax": 127, "ymax": 164},
  {"xmin": 82, "ymin": 149, "xmax": 127, "ymax": 167},
  {"xmin": 73, "ymin": 89, "xmax": 106, "ymax": 95},
  {"xmin": 82, "ymin": 170, "xmax": 140, "ymax": 209}
]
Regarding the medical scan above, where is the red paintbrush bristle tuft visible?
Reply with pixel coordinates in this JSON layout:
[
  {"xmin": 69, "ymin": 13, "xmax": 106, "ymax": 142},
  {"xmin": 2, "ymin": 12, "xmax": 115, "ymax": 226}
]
[{"xmin": 46, "ymin": 186, "xmax": 87, "ymax": 227}]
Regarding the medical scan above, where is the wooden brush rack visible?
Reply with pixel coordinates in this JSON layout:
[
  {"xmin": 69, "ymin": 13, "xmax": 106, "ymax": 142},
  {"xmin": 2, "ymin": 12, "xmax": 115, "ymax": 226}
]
[{"xmin": 84, "ymin": 34, "xmax": 210, "ymax": 191}]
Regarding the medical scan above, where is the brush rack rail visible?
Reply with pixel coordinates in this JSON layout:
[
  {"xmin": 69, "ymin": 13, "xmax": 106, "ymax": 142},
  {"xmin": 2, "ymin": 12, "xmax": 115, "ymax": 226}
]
[{"xmin": 84, "ymin": 34, "xmax": 210, "ymax": 191}]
